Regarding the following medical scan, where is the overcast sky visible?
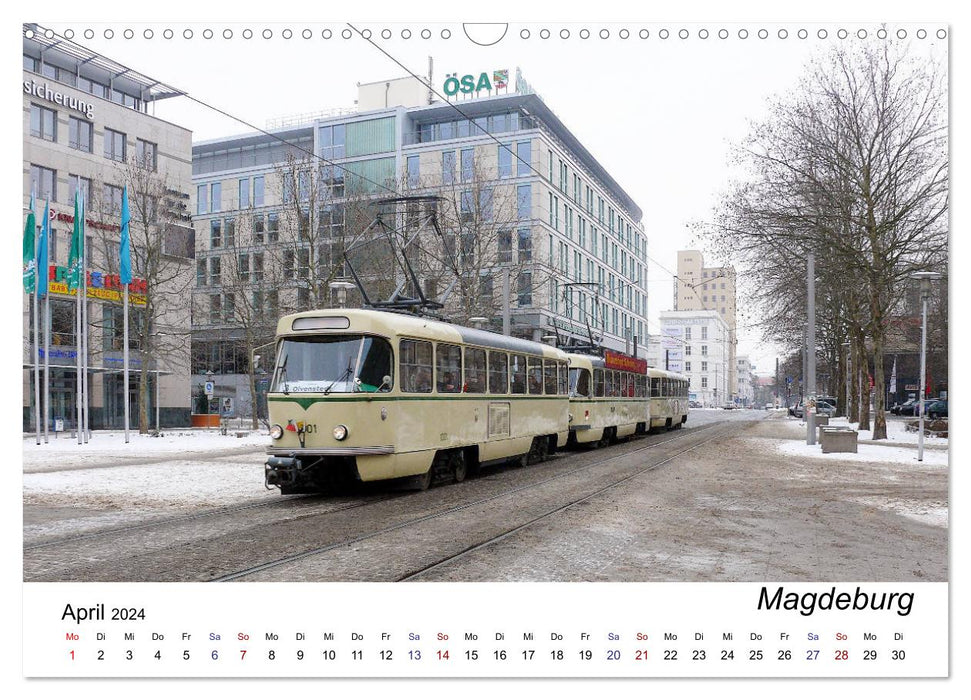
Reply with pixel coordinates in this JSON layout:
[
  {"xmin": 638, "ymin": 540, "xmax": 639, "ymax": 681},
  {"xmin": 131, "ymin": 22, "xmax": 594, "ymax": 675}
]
[{"xmin": 27, "ymin": 17, "xmax": 948, "ymax": 374}]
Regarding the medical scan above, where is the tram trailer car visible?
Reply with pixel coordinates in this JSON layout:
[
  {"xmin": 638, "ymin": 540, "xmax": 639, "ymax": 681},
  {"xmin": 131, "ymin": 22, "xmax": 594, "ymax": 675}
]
[
  {"xmin": 646, "ymin": 367, "xmax": 690, "ymax": 431},
  {"xmin": 264, "ymin": 308, "xmax": 570, "ymax": 493},
  {"xmin": 567, "ymin": 351, "xmax": 650, "ymax": 446}
]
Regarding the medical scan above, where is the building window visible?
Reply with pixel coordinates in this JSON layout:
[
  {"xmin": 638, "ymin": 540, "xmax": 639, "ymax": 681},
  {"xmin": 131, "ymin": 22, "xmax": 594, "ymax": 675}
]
[
  {"xmin": 498, "ymin": 229, "xmax": 512, "ymax": 263},
  {"xmin": 29, "ymin": 104, "xmax": 57, "ymax": 142},
  {"xmin": 253, "ymin": 176, "xmax": 264, "ymax": 207},
  {"xmin": 684, "ymin": 327, "xmax": 692, "ymax": 340},
  {"xmin": 225, "ymin": 218, "xmax": 236, "ymax": 247},
  {"xmin": 197, "ymin": 184, "xmax": 208, "ymax": 215},
  {"xmin": 136, "ymin": 139, "xmax": 157, "ymax": 170},
  {"xmin": 460, "ymin": 148, "xmax": 474, "ymax": 182},
  {"xmin": 517, "ymin": 227, "xmax": 532, "ymax": 262},
  {"xmin": 685, "ymin": 346, "xmax": 691, "ymax": 356},
  {"xmin": 29, "ymin": 164, "xmax": 55, "ymax": 202},
  {"xmin": 516, "ymin": 141, "xmax": 531, "ymax": 176},
  {"xmin": 406, "ymin": 155, "xmax": 420, "ymax": 188},
  {"xmin": 210, "ymin": 295, "xmax": 221, "ymax": 324},
  {"xmin": 701, "ymin": 345, "xmax": 708, "ymax": 356},
  {"xmin": 498, "ymin": 144, "xmax": 513, "ymax": 178},
  {"xmin": 701, "ymin": 376, "xmax": 708, "ymax": 389},
  {"xmin": 197, "ymin": 259, "xmax": 207, "ymax": 286},
  {"xmin": 210, "ymin": 219, "xmax": 222, "ymax": 248},
  {"xmin": 103, "ymin": 184, "xmax": 123, "ymax": 214},
  {"xmin": 239, "ymin": 178, "xmax": 250, "ymax": 208},
  {"xmin": 701, "ymin": 326, "xmax": 708, "ymax": 340},
  {"xmin": 517, "ymin": 184, "xmax": 531, "ymax": 220},
  {"xmin": 68, "ymin": 116, "xmax": 92, "ymax": 152},
  {"xmin": 211, "ymin": 182, "xmax": 222, "ymax": 213},
  {"xmin": 702, "ymin": 361, "xmax": 708, "ymax": 372},
  {"xmin": 685, "ymin": 362, "xmax": 691, "ymax": 372},
  {"xmin": 104, "ymin": 128, "xmax": 127, "ymax": 162},
  {"xmin": 68, "ymin": 175, "xmax": 92, "ymax": 205},
  {"xmin": 267, "ymin": 212, "xmax": 279, "ymax": 242},
  {"xmin": 442, "ymin": 150, "xmax": 456, "ymax": 185},
  {"xmin": 209, "ymin": 257, "xmax": 221, "ymax": 285},
  {"xmin": 517, "ymin": 272, "xmax": 532, "ymax": 306}
]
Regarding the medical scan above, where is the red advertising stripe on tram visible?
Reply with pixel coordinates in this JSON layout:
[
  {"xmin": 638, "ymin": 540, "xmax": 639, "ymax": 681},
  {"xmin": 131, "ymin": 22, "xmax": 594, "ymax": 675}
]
[{"xmin": 603, "ymin": 350, "xmax": 647, "ymax": 374}]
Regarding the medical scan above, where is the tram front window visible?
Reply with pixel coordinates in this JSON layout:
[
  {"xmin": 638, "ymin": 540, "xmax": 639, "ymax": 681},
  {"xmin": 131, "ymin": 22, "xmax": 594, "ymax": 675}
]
[
  {"xmin": 273, "ymin": 335, "xmax": 393, "ymax": 393},
  {"xmin": 569, "ymin": 368, "xmax": 591, "ymax": 398}
]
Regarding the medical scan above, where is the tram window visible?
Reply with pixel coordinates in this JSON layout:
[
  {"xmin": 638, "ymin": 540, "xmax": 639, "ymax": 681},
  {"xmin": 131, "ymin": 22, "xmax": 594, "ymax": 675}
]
[
  {"xmin": 436, "ymin": 343, "xmax": 462, "ymax": 393},
  {"xmin": 558, "ymin": 361, "xmax": 569, "ymax": 395},
  {"xmin": 605, "ymin": 371, "xmax": 614, "ymax": 397},
  {"xmin": 651, "ymin": 377, "xmax": 660, "ymax": 397},
  {"xmin": 637, "ymin": 375, "xmax": 647, "ymax": 398},
  {"xmin": 488, "ymin": 351, "xmax": 509, "ymax": 394},
  {"xmin": 527, "ymin": 357, "xmax": 544, "ymax": 394},
  {"xmin": 464, "ymin": 347, "xmax": 486, "ymax": 393},
  {"xmin": 594, "ymin": 369, "xmax": 605, "ymax": 397},
  {"xmin": 543, "ymin": 360, "xmax": 557, "ymax": 395},
  {"xmin": 510, "ymin": 354, "xmax": 527, "ymax": 394},
  {"xmin": 400, "ymin": 339, "xmax": 433, "ymax": 393},
  {"xmin": 625, "ymin": 373, "xmax": 635, "ymax": 397},
  {"xmin": 570, "ymin": 368, "xmax": 591, "ymax": 398}
]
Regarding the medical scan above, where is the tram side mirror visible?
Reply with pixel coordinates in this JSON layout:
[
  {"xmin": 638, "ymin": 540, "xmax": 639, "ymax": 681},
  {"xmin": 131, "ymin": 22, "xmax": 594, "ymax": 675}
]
[{"xmin": 380, "ymin": 375, "xmax": 392, "ymax": 392}]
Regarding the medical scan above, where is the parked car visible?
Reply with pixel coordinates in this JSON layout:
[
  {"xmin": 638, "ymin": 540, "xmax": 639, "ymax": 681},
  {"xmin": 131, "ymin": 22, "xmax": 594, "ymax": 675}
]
[
  {"xmin": 815, "ymin": 399, "xmax": 837, "ymax": 417},
  {"xmin": 689, "ymin": 400, "xmax": 703, "ymax": 409},
  {"xmin": 765, "ymin": 403, "xmax": 774, "ymax": 410},
  {"xmin": 891, "ymin": 398, "xmax": 917, "ymax": 415},
  {"xmin": 722, "ymin": 403, "xmax": 736, "ymax": 410},
  {"xmin": 899, "ymin": 400, "xmax": 920, "ymax": 417},
  {"xmin": 925, "ymin": 400, "xmax": 948, "ymax": 419},
  {"xmin": 789, "ymin": 402, "xmax": 803, "ymax": 418}
]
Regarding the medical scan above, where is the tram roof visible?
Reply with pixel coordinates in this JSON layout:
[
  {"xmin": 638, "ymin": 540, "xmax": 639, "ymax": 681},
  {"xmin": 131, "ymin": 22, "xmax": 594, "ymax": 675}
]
[{"xmin": 278, "ymin": 308, "xmax": 568, "ymax": 359}]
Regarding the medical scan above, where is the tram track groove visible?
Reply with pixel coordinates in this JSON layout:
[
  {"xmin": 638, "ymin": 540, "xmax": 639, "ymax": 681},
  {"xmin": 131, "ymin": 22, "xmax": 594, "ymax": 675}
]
[{"xmin": 211, "ymin": 421, "xmax": 731, "ymax": 582}]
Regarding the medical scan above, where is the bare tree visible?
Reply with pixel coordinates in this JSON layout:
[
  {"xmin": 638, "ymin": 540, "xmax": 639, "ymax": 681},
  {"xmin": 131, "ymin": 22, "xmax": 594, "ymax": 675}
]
[
  {"xmin": 703, "ymin": 42, "xmax": 947, "ymax": 438},
  {"xmin": 112, "ymin": 156, "xmax": 194, "ymax": 433}
]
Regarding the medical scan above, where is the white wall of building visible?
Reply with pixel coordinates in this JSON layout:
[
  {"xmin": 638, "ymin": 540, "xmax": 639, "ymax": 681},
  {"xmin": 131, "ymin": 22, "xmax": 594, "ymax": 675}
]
[{"xmin": 658, "ymin": 310, "xmax": 730, "ymax": 406}]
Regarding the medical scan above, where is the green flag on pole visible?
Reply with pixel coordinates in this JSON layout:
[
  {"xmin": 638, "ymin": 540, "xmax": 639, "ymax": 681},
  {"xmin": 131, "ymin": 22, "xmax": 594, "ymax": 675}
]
[
  {"xmin": 23, "ymin": 193, "xmax": 36, "ymax": 294},
  {"xmin": 67, "ymin": 188, "xmax": 84, "ymax": 291}
]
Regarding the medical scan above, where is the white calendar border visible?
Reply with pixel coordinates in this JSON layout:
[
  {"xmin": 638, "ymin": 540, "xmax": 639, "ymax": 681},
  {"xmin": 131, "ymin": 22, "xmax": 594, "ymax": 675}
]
[{"xmin": 6, "ymin": 0, "xmax": 963, "ymax": 695}]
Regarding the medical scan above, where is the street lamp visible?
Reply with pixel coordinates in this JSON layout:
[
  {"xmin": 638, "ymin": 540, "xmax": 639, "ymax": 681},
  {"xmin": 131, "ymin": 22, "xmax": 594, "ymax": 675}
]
[
  {"xmin": 842, "ymin": 341, "xmax": 851, "ymax": 419},
  {"xmin": 329, "ymin": 280, "xmax": 356, "ymax": 309},
  {"xmin": 911, "ymin": 271, "xmax": 942, "ymax": 462}
]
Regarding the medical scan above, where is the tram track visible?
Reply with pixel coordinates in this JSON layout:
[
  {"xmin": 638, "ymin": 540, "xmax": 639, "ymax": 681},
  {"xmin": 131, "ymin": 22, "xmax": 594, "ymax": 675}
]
[
  {"xmin": 23, "ymin": 491, "xmax": 410, "ymax": 552},
  {"xmin": 211, "ymin": 420, "xmax": 734, "ymax": 582}
]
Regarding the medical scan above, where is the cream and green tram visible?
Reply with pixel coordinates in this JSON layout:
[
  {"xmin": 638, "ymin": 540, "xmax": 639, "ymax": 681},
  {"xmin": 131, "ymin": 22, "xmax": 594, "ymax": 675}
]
[
  {"xmin": 646, "ymin": 367, "xmax": 690, "ymax": 431},
  {"xmin": 567, "ymin": 352, "xmax": 650, "ymax": 446},
  {"xmin": 264, "ymin": 308, "xmax": 571, "ymax": 493}
]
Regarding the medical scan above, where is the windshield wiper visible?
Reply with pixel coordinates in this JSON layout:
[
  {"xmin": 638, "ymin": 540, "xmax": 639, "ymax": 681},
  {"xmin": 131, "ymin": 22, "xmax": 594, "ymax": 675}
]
[{"xmin": 323, "ymin": 361, "xmax": 355, "ymax": 395}]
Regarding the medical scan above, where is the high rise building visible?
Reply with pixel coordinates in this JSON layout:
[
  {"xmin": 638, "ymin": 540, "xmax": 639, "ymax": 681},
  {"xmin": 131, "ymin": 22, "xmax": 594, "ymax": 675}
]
[{"xmin": 674, "ymin": 249, "xmax": 738, "ymax": 400}]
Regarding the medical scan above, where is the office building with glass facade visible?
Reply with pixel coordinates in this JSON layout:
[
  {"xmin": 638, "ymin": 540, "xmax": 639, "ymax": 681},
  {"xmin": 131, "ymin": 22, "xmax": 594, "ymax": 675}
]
[
  {"xmin": 191, "ymin": 75, "xmax": 647, "ymax": 417},
  {"xmin": 22, "ymin": 25, "xmax": 194, "ymax": 431}
]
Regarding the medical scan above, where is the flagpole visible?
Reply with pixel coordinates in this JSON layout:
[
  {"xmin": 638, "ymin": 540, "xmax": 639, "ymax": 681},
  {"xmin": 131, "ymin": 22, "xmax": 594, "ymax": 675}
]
[
  {"xmin": 124, "ymin": 283, "xmax": 129, "ymax": 443},
  {"xmin": 44, "ymin": 289, "xmax": 50, "ymax": 444},
  {"xmin": 82, "ymin": 185, "xmax": 90, "ymax": 443},
  {"xmin": 33, "ymin": 217, "xmax": 41, "ymax": 446}
]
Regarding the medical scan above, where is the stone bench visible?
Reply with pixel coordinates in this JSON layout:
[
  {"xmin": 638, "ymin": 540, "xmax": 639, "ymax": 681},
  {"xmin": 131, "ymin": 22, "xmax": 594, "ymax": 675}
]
[
  {"xmin": 820, "ymin": 426, "xmax": 858, "ymax": 453},
  {"xmin": 814, "ymin": 415, "xmax": 830, "ymax": 440}
]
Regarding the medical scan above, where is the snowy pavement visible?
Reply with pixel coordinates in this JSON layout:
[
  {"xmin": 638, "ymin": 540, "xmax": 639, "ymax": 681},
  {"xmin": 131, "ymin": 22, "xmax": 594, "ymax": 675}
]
[{"xmin": 22, "ymin": 428, "xmax": 270, "ymax": 472}]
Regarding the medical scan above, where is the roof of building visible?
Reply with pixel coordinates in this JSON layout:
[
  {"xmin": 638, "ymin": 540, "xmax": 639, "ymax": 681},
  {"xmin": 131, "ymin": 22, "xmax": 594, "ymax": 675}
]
[{"xmin": 23, "ymin": 23, "xmax": 184, "ymax": 103}]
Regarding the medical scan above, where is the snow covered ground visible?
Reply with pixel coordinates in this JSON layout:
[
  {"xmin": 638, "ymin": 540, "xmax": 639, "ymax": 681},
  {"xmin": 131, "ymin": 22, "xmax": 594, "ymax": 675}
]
[
  {"xmin": 777, "ymin": 414, "xmax": 948, "ymax": 448},
  {"xmin": 22, "ymin": 428, "xmax": 270, "ymax": 472},
  {"xmin": 775, "ymin": 435, "xmax": 949, "ymax": 466}
]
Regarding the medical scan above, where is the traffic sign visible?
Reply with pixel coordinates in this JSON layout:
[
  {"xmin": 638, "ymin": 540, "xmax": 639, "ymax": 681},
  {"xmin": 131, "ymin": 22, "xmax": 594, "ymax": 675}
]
[{"xmin": 204, "ymin": 381, "xmax": 214, "ymax": 396}]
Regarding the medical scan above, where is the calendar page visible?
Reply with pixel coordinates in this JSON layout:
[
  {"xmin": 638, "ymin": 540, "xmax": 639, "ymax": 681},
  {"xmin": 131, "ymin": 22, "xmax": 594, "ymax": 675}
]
[{"xmin": 13, "ymin": 1, "xmax": 958, "ymax": 696}]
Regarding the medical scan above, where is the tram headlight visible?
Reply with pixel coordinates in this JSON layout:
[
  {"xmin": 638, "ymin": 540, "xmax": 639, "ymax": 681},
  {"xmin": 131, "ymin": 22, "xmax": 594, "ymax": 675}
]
[
  {"xmin": 270, "ymin": 424, "xmax": 284, "ymax": 440},
  {"xmin": 333, "ymin": 424, "xmax": 349, "ymax": 441}
]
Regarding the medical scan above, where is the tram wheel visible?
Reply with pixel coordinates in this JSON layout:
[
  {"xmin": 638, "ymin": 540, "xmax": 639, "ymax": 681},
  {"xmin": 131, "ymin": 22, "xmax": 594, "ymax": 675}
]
[
  {"xmin": 527, "ymin": 436, "xmax": 548, "ymax": 464},
  {"xmin": 452, "ymin": 452, "xmax": 467, "ymax": 483}
]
